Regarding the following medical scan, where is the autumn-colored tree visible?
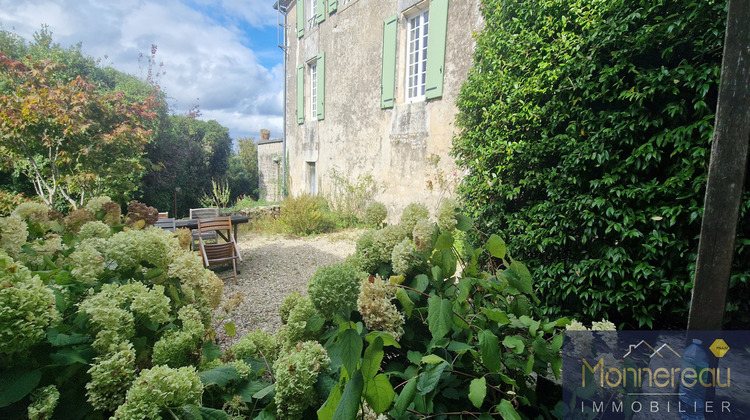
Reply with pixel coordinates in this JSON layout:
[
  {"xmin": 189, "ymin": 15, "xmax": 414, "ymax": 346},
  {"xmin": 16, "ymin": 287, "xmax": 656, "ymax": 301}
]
[{"xmin": 0, "ymin": 54, "xmax": 157, "ymax": 208}]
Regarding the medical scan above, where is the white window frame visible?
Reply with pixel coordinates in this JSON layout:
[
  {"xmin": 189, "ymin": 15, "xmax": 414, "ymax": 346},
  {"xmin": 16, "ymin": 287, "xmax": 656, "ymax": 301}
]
[
  {"xmin": 308, "ymin": 0, "xmax": 318, "ymax": 29},
  {"xmin": 309, "ymin": 61, "xmax": 318, "ymax": 119},
  {"xmin": 405, "ymin": 8, "xmax": 429, "ymax": 102}
]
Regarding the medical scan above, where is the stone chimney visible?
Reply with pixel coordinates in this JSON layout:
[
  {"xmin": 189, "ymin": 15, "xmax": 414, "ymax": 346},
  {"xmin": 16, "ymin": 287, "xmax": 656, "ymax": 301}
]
[{"xmin": 260, "ymin": 129, "xmax": 270, "ymax": 141}]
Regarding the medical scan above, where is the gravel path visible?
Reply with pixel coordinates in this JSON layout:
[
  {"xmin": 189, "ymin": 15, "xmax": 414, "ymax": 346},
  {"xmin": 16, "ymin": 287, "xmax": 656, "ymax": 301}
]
[{"xmin": 210, "ymin": 229, "xmax": 362, "ymax": 349}]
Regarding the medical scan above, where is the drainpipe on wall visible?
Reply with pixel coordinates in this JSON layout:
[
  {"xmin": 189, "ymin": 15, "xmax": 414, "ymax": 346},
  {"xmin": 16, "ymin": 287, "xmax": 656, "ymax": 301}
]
[{"xmin": 274, "ymin": 1, "xmax": 288, "ymax": 199}]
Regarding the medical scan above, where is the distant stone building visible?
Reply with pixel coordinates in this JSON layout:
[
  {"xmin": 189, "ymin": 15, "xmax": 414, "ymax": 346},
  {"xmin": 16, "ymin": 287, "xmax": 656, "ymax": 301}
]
[
  {"xmin": 257, "ymin": 129, "xmax": 284, "ymax": 202},
  {"xmin": 275, "ymin": 0, "xmax": 483, "ymax": 217}
]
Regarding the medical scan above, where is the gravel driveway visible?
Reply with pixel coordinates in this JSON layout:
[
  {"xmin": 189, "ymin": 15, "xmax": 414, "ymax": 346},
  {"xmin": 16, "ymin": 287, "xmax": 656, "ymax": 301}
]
[{"xmin": 210, "ymin": 229, "xmax": 362, "ymax": 349}]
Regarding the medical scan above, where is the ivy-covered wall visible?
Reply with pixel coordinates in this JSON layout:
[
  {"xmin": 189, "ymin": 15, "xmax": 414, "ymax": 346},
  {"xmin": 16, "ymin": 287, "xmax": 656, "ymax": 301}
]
[{"xmin": 453, "ymin": 0, "xmax": 749, "ymax": 328}]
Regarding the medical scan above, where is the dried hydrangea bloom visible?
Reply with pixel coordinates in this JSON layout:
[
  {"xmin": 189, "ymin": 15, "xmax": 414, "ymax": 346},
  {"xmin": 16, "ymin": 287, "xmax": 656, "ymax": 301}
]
[
  {"xmin": 0, "ymin": 215, "xmax": 29, "ymax": 258},
  {"xmin": 436, "ymin": 198, "xmax": 459, "ymax": 232},
  {"xmin": 228, "ymin": 329, "xmax": 279, "ymax": 361},
  {"xmin": 372, "ymin": 224, "xmax": 408, "ymax": 263},
  {"xmin": 0, "ymin": 250, "xmax": 60, "ymax": 360},
  {"xmin": 69, "ymin": 242, "xmax": 105, "ymax": 285},
  {"xmin": 27, "ymin": 385, "xmax": 60, "ymax": 420},
  {"xmin": 273, "ymin": 341, "xmax": 331, "ymax": 419},
  {"xmin": 173, "ymin": 228, "xmax": 192, "ymax": 250},
  {"xmin": 201, "ymin": 270, "xmax": 224, "ymax": 309},
  {"xmin": 363, "ymin": 201, "xmax": 387, "ymax": 228},
  {"xmin": 167, "ymin": 249, "xmax": 223, "ymax": 309},
  {"xmin": 151, "ymin": 305, "xmax": 204, "ymax": 368},
  {"xmin": 591, "ymin": 319, "xmax": 616, "ymax": 331},
  {"xmin": 357, "ymin": 275, "xmax": 404, "ymax": 341},
  {"xmin": 84, "ymin": 196, "xmax": 112, "ymax": 213},
  {"xmin": 101, "ymin": 201, "xmax": 122, "ymax": 226},
  {"xmin": 64, "ymin": 208, "xmax": 96, "ymax": 235},
  {"xmin": 112, "ymin": 365, "xmax": 203, "ymax": 420},
  {"xmin": 412, "ymin": 218, "xmax": 436, "ymax": 254},
  {"xmin": 400, "ymin": 203, "xmax": 429, "ymax": 235},
  {"xmin": 126, "ymin": 200, "xmax": 159, "ymax": 228},
  {"xmin": 78, "ymin": 220, "xmax": 112, "ymax": 240},
  {"xmin": 11, "ymin": 202, "xmax": 50, "ymax": 221},
  {"xmin": 86, "ymin": 342, "xmax": 136, "ymax": 411},
  {"xmin": 391, "ymin": 238, "xmax": 417, "ymax": 275},
  {"xmin": 307, "ymin": 262, "xmax": 363, "ymax": 319}
]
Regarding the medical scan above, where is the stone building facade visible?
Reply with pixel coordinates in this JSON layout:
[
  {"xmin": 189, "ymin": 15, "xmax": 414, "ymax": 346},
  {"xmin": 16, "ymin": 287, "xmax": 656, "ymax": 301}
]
[
  {"xmin": 276, "ymin": 0, "xmax": 482, "ymax": 217},
  {"xmin": 256, "ymin": 129, "xmax": 284, "ymax": 202}
]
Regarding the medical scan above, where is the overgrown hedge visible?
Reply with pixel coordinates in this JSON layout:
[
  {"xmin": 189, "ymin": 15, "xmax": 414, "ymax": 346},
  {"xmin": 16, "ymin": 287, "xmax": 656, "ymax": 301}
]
[{"xmin": 453, "ymin": 0, "xmax": 749, "ymax": 328}]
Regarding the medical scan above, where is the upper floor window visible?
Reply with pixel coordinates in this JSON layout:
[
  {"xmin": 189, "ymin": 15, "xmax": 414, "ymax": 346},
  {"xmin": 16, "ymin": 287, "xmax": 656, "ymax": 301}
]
[
  {"xmin": 406, "ymin": 9, "xmax": 429, "ymax": 101},
  {"xmin": 309, "ymin": 61, "xmax": 318, "ymax": 119},
  {"xmin": 308, "ymin": 0, "xmax": 318, "ymax": 29}
]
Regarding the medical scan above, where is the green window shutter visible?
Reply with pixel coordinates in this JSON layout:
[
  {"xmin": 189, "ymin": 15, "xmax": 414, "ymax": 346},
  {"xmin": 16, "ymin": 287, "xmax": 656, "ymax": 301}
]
[
  {"xmin": 297, "ymin": 0, "xmax": 305, "ymax": 38},
  {"xmin": 317, "ymin": 53, "xmax": 325, "ymax": 120},
  {"xmin": 381, "ymin": 15, "xmax": 398, "ymax": 109},
  {"xmin": 425, "ymin": 0, "xmax": 448, "ymax": 99},
  {"xmin": 317, "ymin": 0, "xmax": 326, "ymax": 24},
  {"xmin": 297, "ymin": 64, "xmax": 304, "ymax": 124},
  {"xmin": 328, "ymin": 0, "xmax": 337, "ymax": 13}
]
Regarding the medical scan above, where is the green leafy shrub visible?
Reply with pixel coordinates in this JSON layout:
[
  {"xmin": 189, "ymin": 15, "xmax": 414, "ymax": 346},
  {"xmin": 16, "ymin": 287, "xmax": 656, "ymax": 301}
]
[
  {"xmin": 227, "ymin": 329, "xmax": 279, "ymax": 361},
  {"xmin": 0, "ymin": 250, "xmax": 60, "ymax": 363},
  {"xmin": 363, "ymin": 201, "xmax": 387, "ymax": 228},
  {"xmin": 0, "ymin": 203, "xmax": 223, "ymax": 418},
  {"xmin": 327, "ymin": 168, "xmax": 380, "ymax": 226},
  {"xmin": 452, "ymin": 0, "xmax": 746, "ymax": 328},
  {"xmin": 279, "ymin": 193, "xmax": 335, "ymax": 235},
  {"xmin": 308, "ymin": 262, "xmax": 363, "ymax": 320}
]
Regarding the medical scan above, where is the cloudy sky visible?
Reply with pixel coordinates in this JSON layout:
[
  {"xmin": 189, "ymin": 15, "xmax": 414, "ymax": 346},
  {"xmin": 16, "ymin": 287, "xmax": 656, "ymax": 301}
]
[{"xmin": 0, "ymin": 0, "xmax": 284, "ymax": 141}]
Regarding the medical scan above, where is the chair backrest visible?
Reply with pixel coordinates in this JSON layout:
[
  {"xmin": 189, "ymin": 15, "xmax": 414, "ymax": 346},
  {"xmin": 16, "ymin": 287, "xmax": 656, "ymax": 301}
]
[
  {"xmin": 158, "ymin": 212, "xmax": 169, "ymax": 219},
  {"xmin": 155, "ymin": 217, "xmax": 176, "ymax": 231},
  {"xmin": 190, "ymin": 208, "xmax": 219, "ymax": 219},
  {"xmin": 197, "ymin": 216, "xmax": 232, "ymax": 237}
]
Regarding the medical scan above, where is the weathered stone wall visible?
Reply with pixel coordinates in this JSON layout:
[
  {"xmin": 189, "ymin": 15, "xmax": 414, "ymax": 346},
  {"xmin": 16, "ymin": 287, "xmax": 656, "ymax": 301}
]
[
  {"xmin": 257, "ymin": 129, "xmax": 284, "ymax": 202},
  {"xmin": 282, "ymin": 0, "xmax": 483, "ymax": 220}
]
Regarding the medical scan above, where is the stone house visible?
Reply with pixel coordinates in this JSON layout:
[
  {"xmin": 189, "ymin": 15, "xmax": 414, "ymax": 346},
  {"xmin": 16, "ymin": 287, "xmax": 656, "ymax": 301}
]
[
  {"xmin": 256, "ymin": 129, "xmax": 284, "ymax": 202},
  {"xmin": 275, "ymin": 0, "xmax": 483, "ymax": 217}
]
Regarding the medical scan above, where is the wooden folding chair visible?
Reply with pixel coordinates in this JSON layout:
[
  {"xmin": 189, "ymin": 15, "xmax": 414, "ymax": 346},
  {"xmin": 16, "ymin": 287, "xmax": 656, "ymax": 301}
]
[
  {"xmin": 197, "ymin": 217, "xmax": 242, "ymax": 284},
  {"xmin": 189, "ymin": 208, "xmax": 219, "ymax": 250}
]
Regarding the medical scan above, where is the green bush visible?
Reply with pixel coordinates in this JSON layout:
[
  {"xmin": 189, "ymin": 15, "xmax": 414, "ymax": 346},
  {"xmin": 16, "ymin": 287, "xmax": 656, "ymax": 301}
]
[
  {"xmin": 453, "ymin": 0, "xmax": 748, "ymax": 328},
  {"xmin": 279, "ymin": 194, "xmax": 335, "ymax": 235},
  {"xmin": 307, "ymin": 262, "xmax": 363, "ymax": 320},
  {"xmin": 0, "ymin": 197, "xmax": 223, "ymax": 419},
  {"xmin": 363, "ymin": 201, "xmax": 387, "ymax": 228},
  {"xmin": 1, "ymin": 198, "xmax": 580, "ymax": 419}
]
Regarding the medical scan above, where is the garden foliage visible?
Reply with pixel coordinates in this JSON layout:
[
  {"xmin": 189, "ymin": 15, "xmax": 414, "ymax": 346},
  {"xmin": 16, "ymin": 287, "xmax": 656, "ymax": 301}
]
[
  {"xmin": 1, "ymin": 198, "xmax": 576, "ymax": 418},
  {"xmin": 452, "ymin": 0, "xmax": 749, "ymax": 328},
  {"xmin": 0, "ymin": 197, "xmax": 223, "ymax": 419}
]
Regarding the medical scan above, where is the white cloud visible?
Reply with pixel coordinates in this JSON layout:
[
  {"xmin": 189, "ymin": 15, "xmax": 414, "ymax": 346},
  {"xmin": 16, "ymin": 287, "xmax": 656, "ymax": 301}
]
[{"xmin": 0, "ymin": 0, "xmax": 283, "ymax": 140}]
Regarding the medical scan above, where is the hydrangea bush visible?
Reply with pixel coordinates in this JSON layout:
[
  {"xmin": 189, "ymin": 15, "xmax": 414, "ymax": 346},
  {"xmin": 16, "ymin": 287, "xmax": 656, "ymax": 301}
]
[
  {"xmin": 0, "ymin": 197, "xmax": 225, "ymax": 418},
  {"xmin": 1, "ymin": 197, "xmax": 596, "ymax": 419}
]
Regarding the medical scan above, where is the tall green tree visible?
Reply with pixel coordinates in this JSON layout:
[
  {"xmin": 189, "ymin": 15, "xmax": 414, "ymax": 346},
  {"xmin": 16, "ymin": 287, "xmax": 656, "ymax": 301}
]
[
  {"xmin": 453, "ymin": 0, "xmax": 748, "ymax": 328},
  {"xmin": 227, "ymin": 137, "xmax": 259, "ymax": 201},
  {"xmin": 138, "ymin": 114, "xmax": 234, "ymax": 215}
]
